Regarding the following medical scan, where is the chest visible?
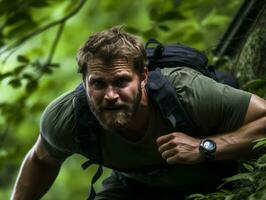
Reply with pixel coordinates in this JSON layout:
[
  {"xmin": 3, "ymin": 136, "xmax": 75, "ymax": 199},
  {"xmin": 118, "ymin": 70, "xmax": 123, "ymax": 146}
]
[{"xmin": 100, "ymin": 106, "xmax": 172, "ymax": 169}]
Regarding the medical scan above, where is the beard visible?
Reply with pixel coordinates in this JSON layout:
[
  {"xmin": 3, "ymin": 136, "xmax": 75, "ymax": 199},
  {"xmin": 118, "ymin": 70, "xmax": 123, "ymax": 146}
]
[{"xmin": 87, "ymin": 84, "xmax": 142, "ymax": 133}]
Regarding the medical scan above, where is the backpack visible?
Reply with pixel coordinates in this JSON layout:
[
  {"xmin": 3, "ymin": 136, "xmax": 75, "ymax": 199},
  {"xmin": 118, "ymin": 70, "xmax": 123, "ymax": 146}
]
[
  {"xmin": 74, "ymin": 39, "xmax": 239, "ymax": 200},
  {"xmin": 145, "ymin": 39, "xmax": 238, "ymax": 88}
]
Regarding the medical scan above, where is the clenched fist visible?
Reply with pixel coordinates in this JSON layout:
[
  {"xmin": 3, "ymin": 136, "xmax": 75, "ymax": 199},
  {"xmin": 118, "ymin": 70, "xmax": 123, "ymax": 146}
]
[{"xmin": 156, "ymin": 132, "xmax": 204, "ymax": 164}]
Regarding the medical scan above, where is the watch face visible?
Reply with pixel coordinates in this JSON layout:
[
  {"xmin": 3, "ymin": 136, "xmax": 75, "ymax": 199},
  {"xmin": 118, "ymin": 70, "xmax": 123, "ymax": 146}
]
[{"xmin": 203, "ymin": 140, "xmax": 215, "ymax": 151}]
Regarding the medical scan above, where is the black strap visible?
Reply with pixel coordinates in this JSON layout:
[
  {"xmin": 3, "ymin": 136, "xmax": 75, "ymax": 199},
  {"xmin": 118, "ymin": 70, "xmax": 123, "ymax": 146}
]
[
  {"xmin": 145, "ymin": 38, "xmax": 162, "ymax": 48},
  {"xmin": 87, "ymin": 163, "xmax": 103, "ymax": 200},
  {"xmin": 74, "ymin": 84, "xmax": 104, "ymax": 200},
  {"xmin": 146, "ymin": 68, "xmax": 196, "ymax": 132},
  {"xmin": 74, "ymin": 83, "xmax": 102, "ymax": 164},
  {"xmin": 145, "ymin": 38, "xmax": 164, "ymax": 58}
]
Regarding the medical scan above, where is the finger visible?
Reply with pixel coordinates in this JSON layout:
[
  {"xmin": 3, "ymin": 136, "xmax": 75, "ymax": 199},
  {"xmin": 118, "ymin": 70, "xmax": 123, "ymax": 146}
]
[
  {"xmin": 156, "ymin": 133, "xmax": 175, "ymax": 146},
  {"xmin": 158, "ymin": 141, "xmax": 176, "ymax": 153},
  {"xmin": 161, "ymin": 148, "xmax": 178, "ymax": 160},
  {"xmin": 166, "ymin": 155, "xmax": 179, "ymax": 165}
]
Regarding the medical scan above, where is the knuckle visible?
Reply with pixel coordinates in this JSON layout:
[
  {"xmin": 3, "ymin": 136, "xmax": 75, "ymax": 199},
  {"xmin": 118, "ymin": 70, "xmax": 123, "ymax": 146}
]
[
  {"xmin": 168, "ymin": 139, "xmax": 178, "ymax": 147},
  {"xmin": 172, "ymin": 132, "xmax": 179, "ymax": 137},
  {"xmin": 169, "ymin": 140, "xmax": 177, "ymax": 146},
  {"xmin": 158, "ymin": 147, "xmax": 163, "ymax": 153}
]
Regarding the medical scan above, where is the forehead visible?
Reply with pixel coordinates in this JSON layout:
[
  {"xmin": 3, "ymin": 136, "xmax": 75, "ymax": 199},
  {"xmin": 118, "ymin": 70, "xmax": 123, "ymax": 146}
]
[{"xmin": 87, "ymin": 58, "xmax": 135, "ymax": 76}]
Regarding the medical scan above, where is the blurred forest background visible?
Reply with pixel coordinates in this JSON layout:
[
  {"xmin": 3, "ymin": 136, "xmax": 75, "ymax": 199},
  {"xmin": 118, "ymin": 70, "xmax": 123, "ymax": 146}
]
[{"xmin": 1, "ymin": 0, "xmax": 266, "ymax": 199}]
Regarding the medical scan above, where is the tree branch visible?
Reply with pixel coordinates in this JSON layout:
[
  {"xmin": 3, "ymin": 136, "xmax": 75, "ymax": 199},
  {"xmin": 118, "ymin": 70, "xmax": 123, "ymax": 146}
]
[
  {"xmin": 0, "ymin": 0, "xmax": 86, "ymax": 59},
  {"xmin": 36, "ymin": 22, "xmax": 65, "ymax": 79},
  {"xmin": 46, "ymin": 22, "xmax": 65, "ymax": 65}
]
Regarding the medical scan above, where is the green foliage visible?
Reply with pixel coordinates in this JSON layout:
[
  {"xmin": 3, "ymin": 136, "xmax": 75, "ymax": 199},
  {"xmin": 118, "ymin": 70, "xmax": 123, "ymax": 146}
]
[
  {"xmin": 2, "ymin": 0, "xmax": 265, "ymax": 200},
  {"xmin": 189, "ymin": 152, "xmax": 266, "ymax": 200},
  {"xmin": 187, "ymin": 4, "xmax": 266, "ymax": 199},
  {"xmin": 242, "ymin": 79, "xmax": 266, "ymax": 98}
]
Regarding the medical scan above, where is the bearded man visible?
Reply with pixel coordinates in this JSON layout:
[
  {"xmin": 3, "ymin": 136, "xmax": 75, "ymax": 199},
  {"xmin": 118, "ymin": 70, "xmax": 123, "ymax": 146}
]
[{"xmin": 11, "ymin": 27, "xmax": 266, "ymax": 200}]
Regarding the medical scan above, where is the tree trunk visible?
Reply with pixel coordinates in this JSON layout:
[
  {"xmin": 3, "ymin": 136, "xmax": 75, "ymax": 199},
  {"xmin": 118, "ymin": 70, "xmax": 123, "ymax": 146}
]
[{"xmin": 234, "ymin": 4, "xmax": 266, "ymax": 85}]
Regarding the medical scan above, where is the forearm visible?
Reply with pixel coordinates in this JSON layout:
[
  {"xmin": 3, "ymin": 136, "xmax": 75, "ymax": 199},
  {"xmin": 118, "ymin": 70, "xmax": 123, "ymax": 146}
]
[
  {"xmin": 11, "ymin": 147, "xmax": 61, "ymax": 200},
  {"xmin": 211, "ymin": 116, "xmax": 266, "ymax": 160},
  {"xmin": 157, "ymin": 95, "xmax": 266, "ymax": 164}
]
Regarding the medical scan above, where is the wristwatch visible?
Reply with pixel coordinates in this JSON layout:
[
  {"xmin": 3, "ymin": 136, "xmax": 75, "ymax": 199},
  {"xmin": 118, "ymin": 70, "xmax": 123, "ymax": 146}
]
[{"xmin": 199, "ymin": 138, "xmax": 216, "ymax": 161}]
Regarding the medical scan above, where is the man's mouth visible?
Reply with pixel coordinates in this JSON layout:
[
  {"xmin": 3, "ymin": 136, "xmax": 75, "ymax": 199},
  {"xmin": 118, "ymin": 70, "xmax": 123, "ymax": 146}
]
[{"xmin": 102, "ymin": 105, "xmax": 124, "ymax": 111}]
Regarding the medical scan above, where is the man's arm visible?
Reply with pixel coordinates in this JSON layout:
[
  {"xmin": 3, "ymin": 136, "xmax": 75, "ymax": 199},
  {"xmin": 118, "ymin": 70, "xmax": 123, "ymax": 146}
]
[
  {"xmin": 11, "ymin": 135, "xmax": 65, "ymax": 200},
  {"xmin": 157, "ymin": 94, "xmax": 266, "ymax": 164}
]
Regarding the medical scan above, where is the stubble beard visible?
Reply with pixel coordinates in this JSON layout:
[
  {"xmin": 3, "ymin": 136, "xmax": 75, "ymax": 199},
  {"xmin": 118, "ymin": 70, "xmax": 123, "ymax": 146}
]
[{"xmin": 88, "ymin": 85, "xmax": 142, "ymax": 133}]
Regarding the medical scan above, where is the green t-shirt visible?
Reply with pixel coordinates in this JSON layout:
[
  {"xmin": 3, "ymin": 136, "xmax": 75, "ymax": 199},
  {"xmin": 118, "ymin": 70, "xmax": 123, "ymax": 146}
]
[{"xmin": 40, "ymin": 67, "xmax": 251, "ymax": 188}]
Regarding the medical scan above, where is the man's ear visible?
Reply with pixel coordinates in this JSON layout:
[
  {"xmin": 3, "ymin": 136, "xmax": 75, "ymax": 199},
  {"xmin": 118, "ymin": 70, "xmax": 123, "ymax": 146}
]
[
  {"xmin": 82, "ymin": 75, "xmax": 87, "ymax": 89},
  {"xmin": 141, "ymin": 67, "xmax": 148, "ymax": 88}
]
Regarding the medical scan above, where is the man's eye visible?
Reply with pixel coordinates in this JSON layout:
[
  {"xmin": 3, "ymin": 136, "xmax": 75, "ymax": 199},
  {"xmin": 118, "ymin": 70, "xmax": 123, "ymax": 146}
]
[
  {"xmin": 91, "ymin": 81, "xmax": 105, "ymax": 89},
  {"xmin": 115, "ymin": 79, "xmax": 129, "ymax": 88}
]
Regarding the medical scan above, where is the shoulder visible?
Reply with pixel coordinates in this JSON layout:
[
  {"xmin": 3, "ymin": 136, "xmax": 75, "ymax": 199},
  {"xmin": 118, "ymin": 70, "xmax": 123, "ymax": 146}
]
[
  {"xmin": 41, "ymin": 90, "xmax": 76, "ymax": 127},
  {"xmin": 40, "ymin": 90, "xmax": 77, "ymax": 157},
  {"xmin": 160, "ymin": 66, "xmax": 215, "ymax": 96},
  {"xmin": 160, "ymin": 66, "xmax": 202, "ymax": 78},
  {"xmin": 160, "ymin": 67, "xmax": 252, "ymax": 133},
  {"xmin": 160, "ymin": 66, "xmax": 246, "ymax": 97},
  {"xmin": 160, "ymin": 66, "xmax": 207, "ymax": 88}
]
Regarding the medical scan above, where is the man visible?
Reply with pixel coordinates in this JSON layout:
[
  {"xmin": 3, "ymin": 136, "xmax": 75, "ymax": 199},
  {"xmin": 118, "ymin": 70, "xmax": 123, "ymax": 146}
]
[{"xmin": 11, "ymin": 27, "xmax": 266, "ymax": 200}]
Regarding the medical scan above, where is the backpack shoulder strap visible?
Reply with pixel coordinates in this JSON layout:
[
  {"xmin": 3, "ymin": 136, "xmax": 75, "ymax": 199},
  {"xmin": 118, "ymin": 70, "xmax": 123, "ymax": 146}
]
[
  {"xmin": 145, "ymin": 68, "xmax": 196, "ymax": 133},
  {"xmin": 74, "ymin": 83, "xmax": 104, "ymax": 200},
  {"xmin": 74, "ymin": 83, "xmax": 102, "ymax": 164}
]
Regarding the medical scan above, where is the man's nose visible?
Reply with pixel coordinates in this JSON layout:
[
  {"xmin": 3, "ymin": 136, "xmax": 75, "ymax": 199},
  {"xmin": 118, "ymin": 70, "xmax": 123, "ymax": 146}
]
[{"xmin": 104, "ymin": 86, "xmax": 119, "ymax": 102}]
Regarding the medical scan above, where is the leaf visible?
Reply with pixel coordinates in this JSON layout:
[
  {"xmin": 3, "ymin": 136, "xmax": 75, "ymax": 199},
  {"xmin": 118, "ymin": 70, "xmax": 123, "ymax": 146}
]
[
  {"xmin": 256, "ymin": 154, "xmax": 266, "ymax": 169},
  {"xmin": 29, "ymin": 1, "xmax": 50, "ymax": 8},
  {"xmin": 22, "ymin": 73, "xmax": 34, "ymax": 80},
  {"xmin": 13, "ymin": 65, "xmax": 26, "ymax": 74},
  {"xmin": 142, "ymin": 28, "xmax": 159, "ymax": 40},
  {"xmin": 221, "ymin": 189, "xmax": 233, "ymax": 195},
  {"xmin": 42, "ymin": 68, "xmax": 53, "ymax": 74},
  {"xmin": 255, "ymin": 162, "xmax": 266, "ymax": 169},
  {"xmin": 0, "ymin": 103, "xmax": 8, "ymax": 108},
  {"xmin": 157, "ymin": 11, "xmax": 185, "ymax": 22},
  {"xmin": 247, "ymin": 189, "xmax": 266, "ymax": 200},
  {"xmin": 243, "ymin": 163, "xmax": 254, "ymax": 172},
  {"xmin": 48, "ymin": 63, "xmax": 60, "ymax": 68},
  {"xmin": 32, "ymin": 60, "xmax": 42, "ymax": 68},
  {"xmin": 5, "ymin": 12, "xmax": 30, "ymax": 26},
  {"xmin": 0, "ymin": 72, "xmax": 13, "ymax": 80},
  {"xmin": 201, "ymin": 10, "xmax": 230, "ymax": 27},
  {"xmin": 8, "ymin": 79, "xmax": 21, "ymax": 88},
  {"xmin": 0, "ymin": 40, "xmax": 5, "ymax": 47},
  {"xmin": 224, "ymin": 194, "xmax": 236, "ymax": 200},
  {"xmin": 124, "ymin": 26, "xmax": 141, "ymax": 34},
  {"xmin": 26, "ymin": 80, "xmax": 38, "ymax": 93},
  {"xmin": 253, "ymin": 138, "xmax": 266, "ymax": 150},
  {"xmin": 6, "ymin": 21, "xmax": 35, "ymax": 38},
  {"xmin": 149, "ymin": 7, "xmax": 159, "ymax": 21},
  {"xmin": 187, "ymin": 193, "xmax": 205, "ymax": 199},
  {"xmin": 223, "ymin": 173, "xmax": 255, "ymax": 183},
  {"xmin": 17, "ymin": 55, "xmax": 30, "ymax": 63},
  {"xmin": 158, "ymin": 24, "xmax": 170, "ymax": 31},
  {"xmin": 243, "ymin": 79, "xmax": 266, "ymax": 91},
  {"xmin": 0, "ymin": 149, "xmax": 8, "ymax": 158}
]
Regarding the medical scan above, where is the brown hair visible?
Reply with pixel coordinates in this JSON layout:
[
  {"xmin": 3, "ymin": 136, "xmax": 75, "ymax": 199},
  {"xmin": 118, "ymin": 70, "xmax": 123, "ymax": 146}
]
[{"xmin": 76, "ymin": 26, "xmax": 147, "ymax": 75}]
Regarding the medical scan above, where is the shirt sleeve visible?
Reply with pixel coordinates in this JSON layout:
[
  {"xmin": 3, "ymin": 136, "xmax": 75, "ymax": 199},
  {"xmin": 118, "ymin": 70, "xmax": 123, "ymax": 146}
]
[
  {"xmin": 165, "ymin": 67, "xmax": 252, "ymax": 136},
  {"xmin": 40, "ymin": 91, "xmax": 77, "ymax": 159}
]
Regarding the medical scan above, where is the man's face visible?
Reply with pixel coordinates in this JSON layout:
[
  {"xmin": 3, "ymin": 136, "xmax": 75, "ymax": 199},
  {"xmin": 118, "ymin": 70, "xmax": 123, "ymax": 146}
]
[{"xmin": 84, "ymin": 58, "xmax": 146, "ymax": 132}]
